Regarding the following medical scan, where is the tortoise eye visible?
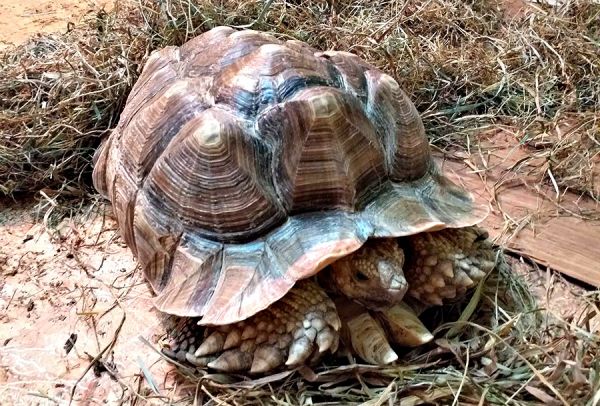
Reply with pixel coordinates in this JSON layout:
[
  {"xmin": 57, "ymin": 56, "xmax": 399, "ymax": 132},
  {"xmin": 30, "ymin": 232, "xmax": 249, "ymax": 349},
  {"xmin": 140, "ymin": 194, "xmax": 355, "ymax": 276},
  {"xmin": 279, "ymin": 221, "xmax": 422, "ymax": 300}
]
[
  {"xmin": 474, "ymin": 231, "xmax": 489, "ymax": 242},
  {"xmin": 355, "ymin": 271, "xmax": 369, "ymax": 281}
]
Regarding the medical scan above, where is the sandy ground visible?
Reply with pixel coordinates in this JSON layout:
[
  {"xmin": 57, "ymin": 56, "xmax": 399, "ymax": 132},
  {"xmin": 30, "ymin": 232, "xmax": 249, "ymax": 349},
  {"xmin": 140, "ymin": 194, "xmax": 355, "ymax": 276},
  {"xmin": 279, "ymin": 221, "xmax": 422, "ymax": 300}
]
[
  {"xmin": 0, "ymin": 1, "xmax": 170, "ymax": 403},
  {"xmin": 0, "ymin": 0, "xmax": 117, "ymax": 50},
  {"xmin": 0, "ymin": 200, "xmax": 183, "ymax": 405}
]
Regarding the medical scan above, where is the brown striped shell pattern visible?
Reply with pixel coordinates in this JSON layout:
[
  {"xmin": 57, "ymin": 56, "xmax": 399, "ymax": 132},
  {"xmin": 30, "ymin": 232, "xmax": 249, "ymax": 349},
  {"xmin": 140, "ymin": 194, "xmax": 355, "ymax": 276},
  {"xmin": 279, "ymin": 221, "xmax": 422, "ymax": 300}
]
[{"xmin": 92, "ymin": 27, "xmax": 488, "ymax": 328}]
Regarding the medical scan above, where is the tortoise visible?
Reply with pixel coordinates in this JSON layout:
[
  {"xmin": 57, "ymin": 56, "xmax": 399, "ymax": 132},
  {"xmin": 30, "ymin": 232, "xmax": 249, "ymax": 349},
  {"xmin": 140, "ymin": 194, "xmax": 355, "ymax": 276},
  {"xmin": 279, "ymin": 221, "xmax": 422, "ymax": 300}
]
[{"xmin": 92, "ymin": 26, "xmax": 495, "ymax": 374}]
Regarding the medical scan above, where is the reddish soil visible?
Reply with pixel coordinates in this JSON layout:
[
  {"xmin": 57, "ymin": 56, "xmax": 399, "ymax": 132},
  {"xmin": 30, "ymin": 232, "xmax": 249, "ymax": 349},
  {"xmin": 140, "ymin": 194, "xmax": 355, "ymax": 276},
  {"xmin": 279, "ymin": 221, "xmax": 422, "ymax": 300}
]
[
  {"xmin": 0, "ymin": 199, "xmax": 178, "ymax": 404},
  {"xmin": 0, "ymin": 0, "xmax": 116, "ymax": 50}
]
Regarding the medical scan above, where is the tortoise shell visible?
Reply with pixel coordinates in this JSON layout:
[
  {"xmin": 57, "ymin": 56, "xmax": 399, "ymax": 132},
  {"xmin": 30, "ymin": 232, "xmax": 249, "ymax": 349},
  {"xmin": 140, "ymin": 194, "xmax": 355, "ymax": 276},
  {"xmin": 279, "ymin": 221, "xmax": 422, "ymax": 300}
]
[{"xmin": 92, "ymin": 27, "xmax": 488, "ymax": 326}]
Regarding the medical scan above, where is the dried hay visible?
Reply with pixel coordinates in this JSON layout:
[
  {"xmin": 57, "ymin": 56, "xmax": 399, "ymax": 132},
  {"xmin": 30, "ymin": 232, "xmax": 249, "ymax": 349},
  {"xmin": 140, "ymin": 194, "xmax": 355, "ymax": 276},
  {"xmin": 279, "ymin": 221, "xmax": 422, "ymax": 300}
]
[
  {"xmin": 1, "ymin": 0, "xmax": 598, "ymax": 200},
  {"xmin": 0, "ymin": 6, "xmax": 149, "ymax": 197},
  {"xmin": 1, "ymin": 0, "xmax": 599, "ymax": 404}
]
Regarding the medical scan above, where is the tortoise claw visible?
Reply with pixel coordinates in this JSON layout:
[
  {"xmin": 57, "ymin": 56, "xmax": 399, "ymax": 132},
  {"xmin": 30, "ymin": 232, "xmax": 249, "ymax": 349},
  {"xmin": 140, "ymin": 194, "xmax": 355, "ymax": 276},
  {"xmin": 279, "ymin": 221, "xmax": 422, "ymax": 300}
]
[
  {"xmin": 285, "ymin": 336, "xmax": 313, "ymax": 366},
  {"xmin": 207, "ymin": 349, "xmax": 253, "ymax": 372},
  {"xmin": 251, "ymin": 346, "xmax": 285, "ymax": 373},
  {"xmin": 166, "ymin": 280, "xmax": 341, "ymax": 374},
  {"xmin": 376, "ymin": 302, "xmax": 434, "ymax": 347},
  {"xmin": 316, "ymin": 326, "xmax": 338, "ymax": 353},
  {"xmin": 186, "ymin": 352, "xmax": 215, "ymax": 367},
  {"xmin": 195, "ymin": 331, "xmax": 225, "ymax": 357},
  {"xmin": 346, "ymin": 312, "xmax": 398, "ymax": 365}
]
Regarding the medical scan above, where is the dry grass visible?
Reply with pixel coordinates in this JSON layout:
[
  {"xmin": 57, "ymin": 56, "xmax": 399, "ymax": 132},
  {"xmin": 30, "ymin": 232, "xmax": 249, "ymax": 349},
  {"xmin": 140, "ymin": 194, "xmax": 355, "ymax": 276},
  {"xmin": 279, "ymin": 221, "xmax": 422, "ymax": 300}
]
[
  {"xmin": 1, "ymin": 0, "xmax": 598, "ymax": 199},
  {"xmin": 1, "ymin": 0, "xmax": 599, "ymax": 404},
  {"xmin": 0, "ymin": 6, "xmax": 148, "ymax": 197}
]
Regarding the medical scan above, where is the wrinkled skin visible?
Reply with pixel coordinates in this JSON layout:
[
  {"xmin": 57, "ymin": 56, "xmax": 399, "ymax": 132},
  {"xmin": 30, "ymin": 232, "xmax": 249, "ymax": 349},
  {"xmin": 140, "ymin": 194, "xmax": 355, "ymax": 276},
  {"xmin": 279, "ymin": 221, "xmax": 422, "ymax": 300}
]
[{"xmin": 162, "ymin": 226, "xmax": 497, "ymax": 373}]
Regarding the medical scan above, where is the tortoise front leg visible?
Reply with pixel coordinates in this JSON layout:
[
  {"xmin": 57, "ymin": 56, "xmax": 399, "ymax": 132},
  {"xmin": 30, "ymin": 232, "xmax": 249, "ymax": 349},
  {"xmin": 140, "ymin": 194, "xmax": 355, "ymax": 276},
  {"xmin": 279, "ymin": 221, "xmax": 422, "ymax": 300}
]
[
  {"xmin": 402, "ymin": 226, "xmax": 497, "ymax": 306},
  {"xmin": 162, "ymin": 279, "xmax": 341, "ymax": 374},
  {"xmin": 336, "ymin": 298, "xmax": 398, "ymax": 365},
  {"xmin": 336, "ymin": 299, "xmax": 433, "ymax": 365}
]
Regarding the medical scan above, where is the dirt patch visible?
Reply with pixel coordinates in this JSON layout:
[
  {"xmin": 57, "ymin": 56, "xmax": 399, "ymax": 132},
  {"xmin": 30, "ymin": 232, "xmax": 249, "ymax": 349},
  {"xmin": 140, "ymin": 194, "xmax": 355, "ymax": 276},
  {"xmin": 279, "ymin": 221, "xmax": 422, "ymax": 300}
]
[
  {"xmin": 0, "ymin": 0, "xmax": 116, "ymax": 50},
  {"xmin": 0, "ymin": 200, "xmax": 184, "ymax": 404}
]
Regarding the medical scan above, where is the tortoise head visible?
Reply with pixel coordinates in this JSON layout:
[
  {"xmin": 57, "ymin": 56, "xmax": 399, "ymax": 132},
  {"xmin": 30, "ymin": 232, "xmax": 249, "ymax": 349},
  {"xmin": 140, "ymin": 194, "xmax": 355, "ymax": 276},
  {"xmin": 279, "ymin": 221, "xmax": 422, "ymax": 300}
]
[{"xmin": 328, "ymin": 239, "xmax": 407, "ymax": 310}]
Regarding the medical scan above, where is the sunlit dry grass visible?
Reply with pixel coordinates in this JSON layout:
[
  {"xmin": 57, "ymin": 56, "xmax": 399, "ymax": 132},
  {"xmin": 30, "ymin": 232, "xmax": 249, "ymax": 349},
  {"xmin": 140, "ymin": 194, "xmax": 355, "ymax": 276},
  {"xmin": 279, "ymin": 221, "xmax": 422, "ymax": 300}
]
[{"xmin": 1, "ymin": 0, "xmax": 597, "ymax": 200}]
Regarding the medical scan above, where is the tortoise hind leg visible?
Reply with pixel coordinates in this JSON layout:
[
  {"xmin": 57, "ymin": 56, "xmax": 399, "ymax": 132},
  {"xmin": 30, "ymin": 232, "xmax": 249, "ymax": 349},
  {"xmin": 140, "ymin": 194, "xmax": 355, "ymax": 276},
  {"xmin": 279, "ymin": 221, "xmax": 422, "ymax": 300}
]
[
  {"xmin": 162, "ymin": 279, "xmax": 341, "ymax": 374},
  {"xmin": 403, "ymin": 226, "xmax": 497, "ymax": 306}
]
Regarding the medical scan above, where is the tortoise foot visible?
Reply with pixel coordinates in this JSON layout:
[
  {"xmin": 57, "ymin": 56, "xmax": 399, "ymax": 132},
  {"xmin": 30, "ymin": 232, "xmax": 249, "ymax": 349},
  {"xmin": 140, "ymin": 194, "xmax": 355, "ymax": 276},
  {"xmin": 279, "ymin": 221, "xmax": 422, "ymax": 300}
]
[
  {"xmin": 375, "ymin": 302, "xmax": 434, "ymax": 347},
  {"xmin": 162, "ymin": 279, "xmax": 341, "ymax": 374},
  {"xmin": 403, "ymin": 226, "xmax": 497, "ymax": 306},
  {"xmin": 161, "ymin": 317, "xmax": 210, "ymax": 364},
  {"xmin": 337, "ymin": 299, "xmax": 433, "ymax": 364}
]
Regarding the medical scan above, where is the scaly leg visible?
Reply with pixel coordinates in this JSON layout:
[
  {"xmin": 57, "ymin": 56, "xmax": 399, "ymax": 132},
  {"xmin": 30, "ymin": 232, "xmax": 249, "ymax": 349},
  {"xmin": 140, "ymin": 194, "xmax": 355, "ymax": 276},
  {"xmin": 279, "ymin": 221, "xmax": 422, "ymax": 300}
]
[
  {"xmin": 162, "ymin": 279, "xmax": 341, "ymax": 374},
  {"xmin": 336, "ymin": 298, "xmax": 433, "ymax": 364},
  {"xmin": 402, "ymin": 226, "xmax": 497, "ymax": 306}
]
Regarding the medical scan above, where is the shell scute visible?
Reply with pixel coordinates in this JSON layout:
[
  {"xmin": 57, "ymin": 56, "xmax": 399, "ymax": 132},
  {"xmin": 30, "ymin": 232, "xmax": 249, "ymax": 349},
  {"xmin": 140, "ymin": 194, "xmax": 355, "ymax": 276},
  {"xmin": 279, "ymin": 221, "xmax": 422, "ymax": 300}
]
[
  {"xmin": 143, "ymin": 107, "xmax": 285, "ymax": 241},
  {"xmin": 257, "ymin": 87, "xmax": 386, "ymax": 213}
]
